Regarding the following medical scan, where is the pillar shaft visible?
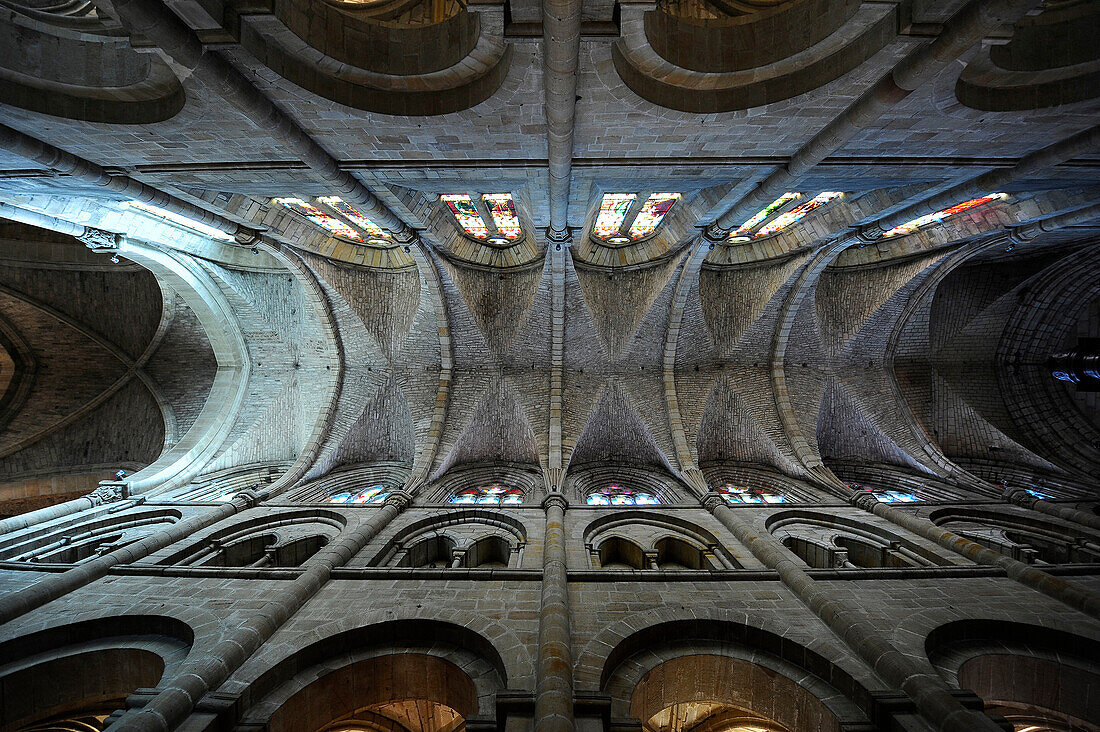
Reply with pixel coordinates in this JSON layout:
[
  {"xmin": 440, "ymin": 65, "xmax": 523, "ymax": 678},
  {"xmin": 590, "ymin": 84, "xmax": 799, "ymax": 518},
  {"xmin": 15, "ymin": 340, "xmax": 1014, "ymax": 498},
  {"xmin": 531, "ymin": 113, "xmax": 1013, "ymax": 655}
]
[
  {"xmin": 535, "ymin": 494, "xmax": 574, "ymax": 732},
  {"xmin": 1004, "ymin": 488, "xmax": 1100, "ymax": 532}
]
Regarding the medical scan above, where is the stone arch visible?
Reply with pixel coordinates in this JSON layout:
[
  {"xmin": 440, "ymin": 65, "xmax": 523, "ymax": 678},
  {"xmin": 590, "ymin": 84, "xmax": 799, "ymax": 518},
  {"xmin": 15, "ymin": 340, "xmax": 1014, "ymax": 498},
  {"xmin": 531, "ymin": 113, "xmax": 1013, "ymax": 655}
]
[
  {"xmin": 595, "ymin": 535, "xmax": 647, "ymax": 569},
  {"xmin": 367, "ymin": 508, "xmax": 528, "ymax": 567},
  {"xmin": 928, "ymin": 506, "xmax": 1100, "ymax": 565},
  {"xmin": 927, "ymin": 619, "xmax": 1100, "ymax": 731},
  {"xmin": 0, "ymin": 615, "xmax": 193, "ymax": 730},
  {"xmin": 0, "ymin": 507, "xmax": 182, "ymax": 564},
  {"xmin": 766, "ymin": 509, "xmax": 952, "ymax": 569},
  {"xmin": 236, "ymin": 620, "xmax": 509, "ymax": 726},
  {"xmin": 569, "ymin": 464, "xmax": 688, "ymax": 506},
  {"xmin": 581, "ymin": 616, "xmax": 873, "ymax": 727},
  {"xmin": 582, "ymin": 510, "xmax": 740, "ymax": 569},
  {"xmin": 154, "ymin": 509, "xmax": 345, "ymax": 567}
]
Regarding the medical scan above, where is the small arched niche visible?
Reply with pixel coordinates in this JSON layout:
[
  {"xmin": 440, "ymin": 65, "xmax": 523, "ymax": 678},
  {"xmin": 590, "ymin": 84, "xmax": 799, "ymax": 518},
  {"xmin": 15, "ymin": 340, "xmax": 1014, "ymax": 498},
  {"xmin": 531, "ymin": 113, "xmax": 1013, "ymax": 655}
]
[
  {"xmin": 597, "ymin": 536, "xmax": 646, "ymax": 570},
  {"xmin": 268, "ymin": 653, "xmax": 479, "ymax": 732},
  {"xmin": 631, "ymin": 655, "xmax": 841, "ymax": 732},
  {"xmin": 398, "ymin": 535, "xmax": 457, "ymax": 568}
]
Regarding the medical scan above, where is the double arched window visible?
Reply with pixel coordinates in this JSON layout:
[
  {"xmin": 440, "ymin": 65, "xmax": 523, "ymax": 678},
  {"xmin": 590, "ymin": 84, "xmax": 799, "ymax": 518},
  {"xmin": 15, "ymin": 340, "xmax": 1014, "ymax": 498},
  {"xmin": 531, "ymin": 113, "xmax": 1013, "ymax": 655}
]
[
  {"xmin": 715, "ymin": 483, "xmax": 787, "ymax": 504},
  {"xmin": 726, "ymin": 191, "xmax": 842, "ymax": 242},
  {"xmin": 449, "ymin": 485, "xmax": 524, "ymax": 505},
  {"xmin": 441, "ymin": 193, "xmax": 524, "ymax": 245},
  {"xmin": 591, "ymin": 192, "xmax": 681, "ymax": 244},
  {"xmin": 328, "ymin": 485, "xmax": 390, "ymax": 504},
  {"xmin": 586, "ymin": 484, "xmax": 660, "ymax": 506},
  {"xmin": 273, "ymin": 196, "xmax": 391, "ymax": 245}
]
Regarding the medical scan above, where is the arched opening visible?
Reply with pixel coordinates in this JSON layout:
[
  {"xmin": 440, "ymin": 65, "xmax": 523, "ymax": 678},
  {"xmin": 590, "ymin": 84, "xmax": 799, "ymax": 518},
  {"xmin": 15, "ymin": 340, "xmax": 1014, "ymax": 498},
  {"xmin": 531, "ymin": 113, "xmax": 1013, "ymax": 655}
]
[
  {"xmin": 631, "ymin": 654, "xmax": 842, "ymax": 732},
  {"xmin": 835, "ymin": 536, "xmax": 920, "ymax": 569},
  {"xmin": 462, "ymin": 536, "xmax": 510, "ymax": 568},
  {"xmin": 598, "ymin": 536, "xmax": 645, "ymax": 569},
  {"xmin": 654, "ymin": 537, "xmax": 705, "ymax": 570},
  {"xmin": 398, "ymin": 535, "xmax": 457, "ymax": 568},
  {"xmin": 268, "ymin": 654, "xmax": 479, "ymax": 732}
]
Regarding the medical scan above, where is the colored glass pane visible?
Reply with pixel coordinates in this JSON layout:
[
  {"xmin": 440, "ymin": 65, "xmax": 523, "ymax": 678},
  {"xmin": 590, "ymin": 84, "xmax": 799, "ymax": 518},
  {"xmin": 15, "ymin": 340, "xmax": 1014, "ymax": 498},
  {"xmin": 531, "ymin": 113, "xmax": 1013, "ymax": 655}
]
[
  {"xmin": 847, "ymin": 482, "xmax": 920, "ymax": 503},
  {"xmin": 729, "ymin": 192, "xmax": 801, "ymax": 239},
  {"xmin": 882, "ymin": 194, "xmax": 1006, "ymax": 238},
  {"xmin": 483, "ymin": 193, "xmax": 523, "ymax": 240},
  {"xmin": 716, "ymin": 483, "xmax": 786, "ymax": 504},
  {"xmin": 442, "ymin": 194, "xmax": 490, "ymax": 239},
  {"xmin": 329, "ymin": 484, "xmax": 390, "ymax": 504},
  {"xmin": 450, "ymin": 485, "xmax": 524, "ymax": 505},
  {"xmin": 593, "ymin": 194, "xmax": 636, "ymax": 239},
  {"xmin": 754, "ymin": 191, "xmax": 843, "ymax": 238},
  {"xmin": 627, "ymin": 193, "xmax": 681, "ymax": 239},
  {"xmin": 586, "ymin": 484, "xmax": 660, "ymax": 506},
  {"xmin": 1025, "ymin": 488, "xmax": 1055, "ymax": 500},
  {"xmin": 317, "ymin": 196, "xmax": 389, "ymax": 239},
  {"xmin": 274, "ymin": 198, "xmax": 362, "ymax": 241},
  {"xmin": 126, "ymin": 200, "xmax": 234, "ymax": 241}
]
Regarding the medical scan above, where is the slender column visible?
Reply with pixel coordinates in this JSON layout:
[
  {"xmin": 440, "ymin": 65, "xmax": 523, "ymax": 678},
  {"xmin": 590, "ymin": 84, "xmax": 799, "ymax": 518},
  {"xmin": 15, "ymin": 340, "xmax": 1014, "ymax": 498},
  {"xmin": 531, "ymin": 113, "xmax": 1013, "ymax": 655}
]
[
  {"xmin": 536, "ymin": 493, "xmax": 574, "ymax": 732},
  {"xmin": 1004, "ymin": 487, "xmax": 1100, "ymax": 532},
  {"xmin": 702, "ymin": 494, "xmax": 1004, "ymax": 732},
  {"xmin": 849, "ymin": 492, "xmax": 1100, "ymax": 619},
  {"xmin": 0, "ymin": 490, "xmax": 133, "ymax": 536},
  {"xmin": 542, "ymin": 0, "xmax": 581, "ymax": 236},
  {"xmin": 112, "ymin": 491, "xmax": 412, "ymax": 732}
]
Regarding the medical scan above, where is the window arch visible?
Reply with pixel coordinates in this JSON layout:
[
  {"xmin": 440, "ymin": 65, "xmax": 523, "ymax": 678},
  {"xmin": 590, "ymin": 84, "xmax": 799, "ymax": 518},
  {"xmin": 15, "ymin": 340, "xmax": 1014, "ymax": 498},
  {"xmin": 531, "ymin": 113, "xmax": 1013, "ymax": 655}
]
[
  {"xmin": 591, "ymin": 192, "xmax": 681, "ymax": 244},
  {"xmin": 273, "ymin": 196, "xmax": 392, "ymax": 244},
  {"xmin": 449, "ymin": 485, "xmax": 524, "ymax": 505},
  {"xmin": 328, "ymin": 484, "xmax": 391, "ymax": 504},
  {"xmin": 715, "ymin": 483, "xmax": 787, "ymax": 504},
  {"xmin": 441, "ymin": 193, "xmax": 524, "ymax": 245},
  {"xmin": 586, "ymin": 484, "xmax": 660, "ymax": 506},
  {"xmin": 726, "ymin": 191, "xmax": 842, "ymax": 242},
  {"xmin": 881, "ymin": 194, "xmax": 1007, "ymax": 238}
]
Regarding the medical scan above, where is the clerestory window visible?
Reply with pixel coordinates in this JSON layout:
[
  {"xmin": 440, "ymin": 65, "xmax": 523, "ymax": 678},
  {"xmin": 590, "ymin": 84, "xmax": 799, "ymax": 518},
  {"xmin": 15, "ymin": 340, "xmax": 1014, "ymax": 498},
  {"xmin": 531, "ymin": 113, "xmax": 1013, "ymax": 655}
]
[
  {"xmin": 881, "ymin": 194, "xmax": 1007, "ymax": 238},
  {"xmin": 715, "ymin": 483, "xmax": 787, "ymax": 504},
  {"xmin": 450, "ymin": 485, "xmax": 524, "ymax": 505},
  {"xmin": 846, "ymin": 482, "xmax": 920, "ymax": 503},
  {"xmin": 441, "ymin": 193, "xmax": 524, "ymax": 245},
  {"xmin": 591, "ymin": 192, "xmax": 681, "ymax": 244},
  {"xmin": 726, "ymin": 191, "xmax": 842, "ymax": 242},
  {"xmin": 273, "ymin": 196, "xmax": 392, "ymax": 244},
  {"xmin": 328, "ymin": 484, "xmax": 390, "ymax": 504},
  {"xmin": 586, "ymin": 484, "xmax": 660, "ymax": 506}
]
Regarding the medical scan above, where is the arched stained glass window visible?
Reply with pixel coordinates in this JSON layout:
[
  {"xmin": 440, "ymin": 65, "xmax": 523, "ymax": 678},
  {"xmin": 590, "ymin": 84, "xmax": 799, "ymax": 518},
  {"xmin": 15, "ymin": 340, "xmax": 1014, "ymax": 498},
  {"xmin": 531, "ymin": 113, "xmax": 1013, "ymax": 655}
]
[
  {"xmin": 126, "ymin": 200, "xmax": 235, "ymax": 241},
  {"xmin": 450, "ymin": 485, "xmax": 524, "ymax": 505},
  {"xmin": 274, "ymin": 197, "xmax": 363, "ymax": 241},
  {"xmin": 881, "ymin": 194, "xmax": 1007, "ymax": 238},
  {"xmin": 329, "ymin": 484, "xmax": 390, "ymax": 504},
  {"xmin": 753, "ymin": 191, "xmax": 843, "ymax": 238},
  {"xmin": 846, "ymin": 482, "xmax": 919, "ymax": 503},
  {"xmin": 716, "ymin": 483, "xmax": 787, "ymax": 504},
  {"xmin": 586, "ymin": 484, "xmax": 660, "ymax": 506},
  {"xmin": 592, "ymin": 192, "xmax": 681, "ymax": 244},
  {"xmin": 1025, "ymin": 488, "xmax": 1055, "ymax": 500},
  {"xmin": 317, "ymin": 196, "xmax": 390, "ymax": 242},
  {"xmin": 727, "ymin": 192, "xmax": 801, "ymax": 241},
  {"xmin": 442, "ymin": 193, "xmax": 524, "ymax": 244}
]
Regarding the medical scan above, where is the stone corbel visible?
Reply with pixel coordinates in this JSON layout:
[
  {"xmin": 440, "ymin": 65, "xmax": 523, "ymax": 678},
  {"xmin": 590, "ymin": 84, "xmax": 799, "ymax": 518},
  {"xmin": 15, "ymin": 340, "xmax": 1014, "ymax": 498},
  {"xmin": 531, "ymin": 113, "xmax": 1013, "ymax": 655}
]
[
  {"xmin": 89, "ymin": 480, "xmax": 129, "ymax": 505},
  {"xmin": 77, "ymin": 226, "xmax": 123, "ymax": 252}
]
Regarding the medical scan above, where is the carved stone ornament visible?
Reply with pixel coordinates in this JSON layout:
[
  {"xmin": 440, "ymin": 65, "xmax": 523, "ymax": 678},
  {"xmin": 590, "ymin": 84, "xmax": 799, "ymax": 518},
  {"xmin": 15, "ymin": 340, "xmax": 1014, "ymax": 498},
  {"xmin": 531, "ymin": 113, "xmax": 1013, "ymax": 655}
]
[
  {"xmin": 88, "ymin": 481, "xmax": 128, "ymax": 505},
  {"xmin": 77, "ymin": 226, "xmax": 122, "ymax": 251}
]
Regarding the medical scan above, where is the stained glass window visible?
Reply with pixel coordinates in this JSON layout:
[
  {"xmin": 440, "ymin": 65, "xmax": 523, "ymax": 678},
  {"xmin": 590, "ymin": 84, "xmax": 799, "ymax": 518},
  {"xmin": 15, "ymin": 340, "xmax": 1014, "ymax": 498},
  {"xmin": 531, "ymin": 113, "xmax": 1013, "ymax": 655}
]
[
  {"xmin": 329, "ymin": 484, "xmax": 390, "ymax": 504},
  {"xmin": 754, "ymin": 191, "xmax": 843, "ymax": 238},
  {"xmin": 450, "ymin": 485, "xmax": 524, "ymax": 505},
  {"xmin": 1025, "ymin": 488, "xmax": 1055, "ymax": 500},
  {"xmin": 627, "ymin": 193, "xmax": 681, "ymax": 239},
  {"xmin": 586, "ymin": 484, "xmax": 660, "ymax": 506},
  {"xmin": 317, "ymin": 196, "xmax": 390, "ymax": 240},
  {"xmin": 483, "ymin": 193, "xmax": 523, "ymax": 241},
  {"xmin": 274, "ymin": 198, "xmax": 362, "ymax": 241},
  {"xmin": 882, "ymin": 194, "xmax": 1007, "ymax": 238},
  {"xmin": 126, "ymin": 200, "xmax": 234, "ymax": 241},
  {"xmin": 847, "ymin": 482, "xmax": 919, "ymax": 503},
  {"xmin": 716, "ymin": 483, "xmax": 787, "ymax": 504},
  {"xmin": 728, "ymin": 192, "xmax": 801, "ymax": 241},
  {"xmin": 593, "ymin": 194, "xmax": 636, "ymax": 239},
  {"xmin": 441, "ymin": 194, "xmax": 490, "ymax": 239}
]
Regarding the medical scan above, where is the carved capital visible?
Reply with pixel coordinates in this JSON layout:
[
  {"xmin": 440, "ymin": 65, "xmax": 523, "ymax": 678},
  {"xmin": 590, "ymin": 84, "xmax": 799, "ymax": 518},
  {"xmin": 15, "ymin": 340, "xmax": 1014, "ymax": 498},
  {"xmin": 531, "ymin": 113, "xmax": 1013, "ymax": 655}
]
[
  {"xmin": 701, "ymin": 491, "xmax": 727, "ymax": 512},
  {"xmin": 851, "ymin": 225, "xmax": 881, "ymax": 245},
  {"xmin": 542, "ymin": 493, "xmax": 568, "ymax": 512},
  {"xmin": 233, "ymin": 227, "xmax": 261, "ymax": 245},
  {"xmin": 850, "ymin": 490, "xmax": 880, "ymax": 512},
  {"xmin": 89, "ymin": 480, "xmax": 128, "ymax": 505},
  {"xmin": 385, "ymin": 490, "xmax": 414, "ymax": 510},
  {"xmin": 391, "ymin": 226, "xmax": 419, "ymax": 245},
  {"xmin": 702, "ymin": 223, "xmax": 730, "ymax": 243},
  {"xmin": 78, "ymin": 226, "xmax": 122, "ymax": 252},
  {"xmin": 545, "ymin": 226, "xmax": 572, "ymax": 244},
  {"xmin": 1004, "ymin": 487, "xmax": 1037, "ymax": 506}
]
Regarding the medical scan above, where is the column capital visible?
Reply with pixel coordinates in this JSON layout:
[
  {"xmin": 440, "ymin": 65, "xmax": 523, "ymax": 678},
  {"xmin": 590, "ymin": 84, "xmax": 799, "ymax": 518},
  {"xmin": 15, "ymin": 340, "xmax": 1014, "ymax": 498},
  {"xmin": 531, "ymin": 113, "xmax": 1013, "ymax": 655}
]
[
  {"xmin": 702, "ymin": 223, "xmax": 730, "ymax": 243},
  {"xmin": 542, "ymin": 493, "xmax": 569, "ymax": 512},
  {"xmin": 1003, "ymin": 486, "xmax": 1038, "ymax": 506},
  {"xmin": 78, "ymin": 226, "xmax": 122, "ymax": 252},
  {"xmin": 88, "ymin": 480, "xmax": 128, "ymax": 505},
  {"xmin": 701, "ymin": 491, "xmax": 727, "ymax": 512},
  {"xmin": 385, "ymin": 490, "xmax": 414, "ymax": 510},
  {"xmin": 850, "ymin": 490, "xmax": 880, "ymax": 512}
]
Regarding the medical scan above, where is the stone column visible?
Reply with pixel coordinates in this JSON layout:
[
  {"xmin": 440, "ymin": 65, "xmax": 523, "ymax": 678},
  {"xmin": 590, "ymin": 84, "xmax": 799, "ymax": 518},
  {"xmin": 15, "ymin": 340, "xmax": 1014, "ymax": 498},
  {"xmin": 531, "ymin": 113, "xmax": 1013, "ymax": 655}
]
[
  {"xmin": 1004, "ymin": 487, "xmax": 1100, "ymax": 531},
  {"xmin": 111, "ymin": 491, "xmax": 412, "ymax": 732},
  {"xmin": 535, "ymin": 493, "xmax": 574, "ymax": 732},
  {"xmin": 702, "ymin": 493, "xmax": 1004, "ymax": 732},
  {"xmin": 848, "ymin": 491, "xmax": 1100, "ymax": 619}
]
